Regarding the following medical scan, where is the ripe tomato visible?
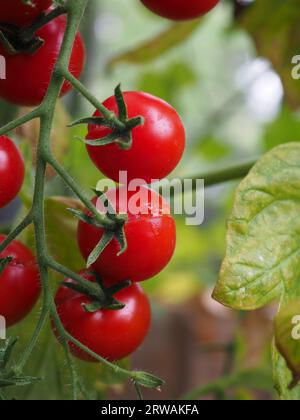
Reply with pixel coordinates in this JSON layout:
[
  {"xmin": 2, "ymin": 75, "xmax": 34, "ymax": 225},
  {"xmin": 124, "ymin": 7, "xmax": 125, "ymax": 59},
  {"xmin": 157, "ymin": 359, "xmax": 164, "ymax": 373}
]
[
  {"xmin": 0, "ymin": 0, "xmax": 52, "ymax": 26},
  {"xmin": 86, "ymin": 92, "xmax": 185, "ymax": 184},
  {"xmin": 54, "ymin": 271, "xmax": 151, "ymax": 362},
  {"xmin": 0, "ymin": 15, "xmax": 85, "ymax": 106},
  {"xmin": 77, "ymin": 186, "xmax": 176, "ymax": 284},
  {"xmin": 141, "ymin": 0, "xmax": 220, "ymax": 20},
  {"xmin": 0, "ymin": 235, "xmax": 40, "ymax": 327},
  {"xmin": 0, "ymin": 136, "xmax": 24, "ymax": 209}
]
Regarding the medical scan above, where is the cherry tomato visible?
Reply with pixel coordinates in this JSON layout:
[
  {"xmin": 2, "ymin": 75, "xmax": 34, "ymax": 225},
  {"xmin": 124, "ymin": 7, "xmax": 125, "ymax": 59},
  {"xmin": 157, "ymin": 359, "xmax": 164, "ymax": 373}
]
[
  {"xmin": 0, "ymin": 0, "xmax": 52, "ymax": 26},
  {"xmin": 0, "ymin": 136, "xmax": 24, "ymax": 209},
  {"xmin": 54, "ymin": 271, "xmax": 151, "ymax": 362},
  {"xmin": 141, "ymin": 0, "xmax": 220, "ymax": 20},
  {"xmin": 0, "ymin": 235, "xmax": 40, "ymax": 327},
  {"xmin": 0, "ymin": 15, "xmax": 85, "ymax": 106},
  {"xmin": 77, "ymin": 186, "xmax": 176, "ymax": 284},
  {"xmin": 86, "ymin": 92, "xmax": 185, "ymax": 184}
]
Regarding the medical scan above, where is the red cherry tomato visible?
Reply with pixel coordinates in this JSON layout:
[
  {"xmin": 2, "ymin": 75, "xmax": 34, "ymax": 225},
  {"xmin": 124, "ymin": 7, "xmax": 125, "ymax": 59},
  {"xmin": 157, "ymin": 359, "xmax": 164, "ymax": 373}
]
[
  {"xmin": 86, "ymin": 92, "xmax": 185, "ymax": 184},
  {"xmin": 141, "ymin": 0, "xmax": 220, "ymax": 20},
  {"xmin": 0, "ymin": 0, "xmax": 52, "ymax": 26},
  {"xmin": 0, "ymin": 15, "xmax": 85, "ymax": 106},
  {"xmin": 54, "ymin": 271, "xmax": 151, "ymax": 362},
  {"xmin": 77, "ymin": 186, "xmax": 176, "ymax": 284},
  {"xmin": 0, "ymin": 136, "xmax": 24, "ymax": 209},
  {"xmin": 0, "ymin": 235, "xmax": 40, "ymax": 327}
]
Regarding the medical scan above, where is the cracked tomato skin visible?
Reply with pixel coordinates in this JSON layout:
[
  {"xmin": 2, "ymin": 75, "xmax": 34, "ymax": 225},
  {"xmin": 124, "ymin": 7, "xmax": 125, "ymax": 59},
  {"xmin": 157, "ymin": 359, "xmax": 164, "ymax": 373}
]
[
  {"xmin": 0, "ymin": 15, "xmax": 85, "ymax": 106},
  {"xmin": 54, "ymin": 272, "xmax": 151, "ymax": 362},
  {"xmin": 77, "ymin": 186, "xmax": 176, "ymax": 284},
  {"xmin": 0, "ymin": 136, "xmax": 24, "ymax": 209},
  {"xmin": 141, "ymin": 0, "xmax": 220, "ymax": 20},
  {"xmin": 0, "ymin": 0, "xmax": 52, "ymax": 26},
  {"xmin": 0, "ymin": 235, "xmax": 40, "ymax": 327},
  {"xmin": 86, "ymin": 92, "xmax": 185, "ymax": 184}
]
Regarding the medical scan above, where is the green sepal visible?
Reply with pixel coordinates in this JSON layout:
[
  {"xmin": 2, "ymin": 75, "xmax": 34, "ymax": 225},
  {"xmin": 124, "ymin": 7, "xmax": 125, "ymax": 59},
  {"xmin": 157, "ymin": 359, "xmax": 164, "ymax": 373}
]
[
  {"xmin": 115, "ymin": 84, "xmax": 128, "ymax": 122},
  {"xmin": 68, "ymin": 116, "xmax": 115, "ymax": 129},
  {"xmin": 87, "ymin": 231, "xmax": 115, "ymax": 268},
  {"xmin": 0, "ymin": 338, "xmax": 18, "ymax": 370},
  {"xmin": 133, "ymin": 371, "xmax": 165, "ymax": 389},
  {"xmin": 0, "ymin": 257, "xmax": 12, "ymax": 275}
]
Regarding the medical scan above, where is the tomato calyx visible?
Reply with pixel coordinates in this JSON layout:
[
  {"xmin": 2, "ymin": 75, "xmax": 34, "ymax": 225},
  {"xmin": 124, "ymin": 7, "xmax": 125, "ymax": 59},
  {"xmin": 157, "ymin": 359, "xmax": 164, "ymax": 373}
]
[
  {"xmin": 69, "ymin": 189, "xmax": 128, "ymax": 268},
  {"xmin": 0, "ymin": 257, "xmax": 12, "ymax": 275},
  {"xmin": 0, "ymin": 338, "xmax": 40, "ymax": 389},
  {"xmin": 0, "ymin": 6, "xmax": 67, "ymax": 55},
  {"xmin": 69, "ymin": 85, "xmax": 144, "ymax": 151},
  {"xmin": 62, "ymin": 272, "xmax": 132, "ymax": 312}
]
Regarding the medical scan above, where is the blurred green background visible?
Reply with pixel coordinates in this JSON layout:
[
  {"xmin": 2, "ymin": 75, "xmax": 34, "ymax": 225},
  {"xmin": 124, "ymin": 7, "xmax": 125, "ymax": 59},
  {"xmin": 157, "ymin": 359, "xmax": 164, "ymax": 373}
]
[{"xmin": 1, "ymin": 0, "xmax": 299, "ymax": 400}]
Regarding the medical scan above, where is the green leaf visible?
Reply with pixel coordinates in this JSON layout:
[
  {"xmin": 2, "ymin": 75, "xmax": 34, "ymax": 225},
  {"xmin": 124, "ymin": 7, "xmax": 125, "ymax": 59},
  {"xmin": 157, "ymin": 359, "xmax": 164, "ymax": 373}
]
[
  {"xmin": 213, "ymin": 142, "xmax": 300, "ymax": 310},
  {"xmin": 107, "ymin": 20, "xmax": 202, "ymax": 69},
  {"xmin": 134, "ymin": 371, "xmax": 165, "ymax": 389},
  {"xmin": 275, "ymin": 299, "xmax": 300, "ymax": 390}
]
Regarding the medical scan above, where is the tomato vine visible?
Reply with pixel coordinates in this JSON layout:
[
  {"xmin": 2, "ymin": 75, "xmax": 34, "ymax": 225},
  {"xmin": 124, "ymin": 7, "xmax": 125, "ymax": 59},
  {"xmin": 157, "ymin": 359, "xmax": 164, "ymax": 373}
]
[{"xmin": 0, "ymin": 0, "xmax": 259, "ymax": 401}]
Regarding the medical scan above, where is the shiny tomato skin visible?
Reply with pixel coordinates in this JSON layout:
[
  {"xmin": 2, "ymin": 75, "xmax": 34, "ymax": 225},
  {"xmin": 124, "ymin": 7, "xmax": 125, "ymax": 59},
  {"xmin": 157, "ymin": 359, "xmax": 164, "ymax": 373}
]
[
  {"xmin": 54, "ymin": 273, "xmax": 151, "ymax": 362},
  {"xmin": 0, "ymin": 235, "xmax": 40, "ymax": 327},
  {"xmin": 0, "ymin": 136, "xmax": 24, "ymax": 209},
  {"xmin": 77, "ymin": 186, "xmax": 176, "ymax": 284},
  {"xmin": 0, "ymin": 15, "xmax": 85, "ymax": 106},
  {"xmin": 141, "ymin": 0, "xmax": 220, "ymax": 20},
  {"xmin": 86, "ymin": 92, "xmax": 185, "ymax": 184},
  {"xmin": 0, "ymin": 0, "xmax": 52, "ymax": 26}
]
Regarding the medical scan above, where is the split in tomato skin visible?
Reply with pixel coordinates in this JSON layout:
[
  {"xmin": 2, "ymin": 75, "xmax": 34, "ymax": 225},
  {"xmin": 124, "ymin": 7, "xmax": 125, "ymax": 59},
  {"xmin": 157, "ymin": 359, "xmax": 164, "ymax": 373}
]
[
  {"xmin": 86, "ymin": 91, "xmax": 185, "ymax": 184},
  {"xmin": 140, "ymin": 0, "xmax": 220, "ymax": 20},
  {"xmin": 0, "ymin": 15, "xmax": 85, "ymax": 107},
  {"xmin": 77, "ymin": 186, "xmax": 176, "ymax": 285},
  {"xmin": 0, "ymin": 0, "xmax": 52, "ymax": 26},
  {"xmin": 0, "ymin": 136, "xmax": 25, "ymax": 209},
  {"xmin": 0, "ymin": 235, "xmax": 41, "ymax": 327},
  {"xmin": 54, "ymin": 271, "xmax": 151, "ymax": 362}
]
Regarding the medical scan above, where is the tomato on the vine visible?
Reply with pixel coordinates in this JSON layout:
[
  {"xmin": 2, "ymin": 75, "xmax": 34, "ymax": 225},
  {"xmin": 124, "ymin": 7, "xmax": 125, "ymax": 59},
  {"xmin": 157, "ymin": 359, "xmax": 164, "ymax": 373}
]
[
  {"xmin": 140, "ymin": 0, "xmax": 220, "ymax": 20},
  {"xmin": 0, "ymin": 15, "xmax": 85, "ymax": 106},
  {"xmin": 54, "ymin": 271, "xmax": 151, "ymax": 362},
  {"xmin": 0, "ymin": 235, "xmax": 40, "ymax": 327},
  {"xmin": 77, "ymin": 186, "xmax": 176, "ymax": 284},
  {"xmin": 0, "ymin": 136, "xmax": 24, "ymax": 209},
  {"xmin": 86, "ymin": 92, "xmax": 185, "ymax": 184},
  {"xmin": 0, "ymin": 0, "xmax": 52, "ymax": 26}
]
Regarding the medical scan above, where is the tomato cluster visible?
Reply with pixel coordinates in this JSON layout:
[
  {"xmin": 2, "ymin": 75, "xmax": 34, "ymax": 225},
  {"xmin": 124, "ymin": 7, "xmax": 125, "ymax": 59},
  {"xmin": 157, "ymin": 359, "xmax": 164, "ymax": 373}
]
[{"xmin": 0, "ymin": 1, "xmax": 187, "ymax": 365}]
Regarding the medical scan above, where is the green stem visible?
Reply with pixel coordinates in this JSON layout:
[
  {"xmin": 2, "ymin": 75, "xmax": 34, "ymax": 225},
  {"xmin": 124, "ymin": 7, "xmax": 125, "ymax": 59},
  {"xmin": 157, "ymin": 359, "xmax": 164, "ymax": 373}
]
[
  {"xmin": 46, "ymin": 152, "xmax": 115, "ymax": 228},
  {"xmin": 188, "ymin": 158, "xmax": 257, "ymax": 190},
  {"xmin": 61, "ymin": 69, "xmax": 125, "ymax": 130},
  {"xmin": 0, "ymin": 213, "xmax": 33, "ymax": 253},
  {"xmin": 0, "ymin": 108, "xmax": 40, "ymax": 136}
]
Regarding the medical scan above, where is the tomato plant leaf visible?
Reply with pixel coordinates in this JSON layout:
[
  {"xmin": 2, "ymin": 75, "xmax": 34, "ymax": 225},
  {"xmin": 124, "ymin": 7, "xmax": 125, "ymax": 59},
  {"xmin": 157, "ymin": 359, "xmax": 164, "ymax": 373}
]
[
  {"xmin": 213, "ymin": 142, "xmax": 300, "ymax": 310},
  {"xmin": 107, "ymin": 19, "xmax": 202, "ymax": 69},
  {"xmin": 275, "ymin": 298, "xmax": 300, "ymax": 389}
]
